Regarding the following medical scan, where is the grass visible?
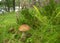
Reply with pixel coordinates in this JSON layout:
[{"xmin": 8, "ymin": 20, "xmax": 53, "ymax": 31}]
[
  {"xmin": 0, "ymin": 12, "xmax": 18, "ymax": 43},
  {"xmin": 0, "ymin": 12, "xmax": 16, "ymax": 25},
  {"xmin": 0, "ymin": 11, "xmax": 60, "ymax": 43}
]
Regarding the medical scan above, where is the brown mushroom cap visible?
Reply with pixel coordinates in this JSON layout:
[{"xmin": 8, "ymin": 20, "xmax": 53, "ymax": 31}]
[{"xmin": 19, "ymin": 24, "xmax": 30, "ymax": 32}]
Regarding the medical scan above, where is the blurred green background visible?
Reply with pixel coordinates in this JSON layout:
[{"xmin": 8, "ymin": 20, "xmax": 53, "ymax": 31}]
[{"xmin": 0, "ymin": 0, "xmax": 60, "ymax": 43}]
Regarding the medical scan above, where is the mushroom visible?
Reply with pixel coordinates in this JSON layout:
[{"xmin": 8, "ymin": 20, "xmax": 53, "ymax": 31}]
[{"xmin": 19, "ymin": 24, "xmax": 30, "ymax": 40}]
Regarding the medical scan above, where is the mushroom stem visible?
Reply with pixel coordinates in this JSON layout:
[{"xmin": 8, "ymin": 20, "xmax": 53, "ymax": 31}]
[{"xmin": 21, "ymin": 32, "xmax": 26, "ymax": 39}]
